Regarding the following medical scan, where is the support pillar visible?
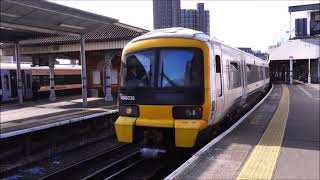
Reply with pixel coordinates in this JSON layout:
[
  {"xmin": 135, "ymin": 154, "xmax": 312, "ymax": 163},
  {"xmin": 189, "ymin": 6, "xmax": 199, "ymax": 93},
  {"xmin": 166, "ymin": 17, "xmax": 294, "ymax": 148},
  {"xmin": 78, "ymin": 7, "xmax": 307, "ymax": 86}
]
[
  {"xmin": 289, "ymin": 59, "xmax": 293, "ymax": 85},
  {"xmin": 308, "ymin": 58, "xmax": 311, "ymax": 84},
  {"xmin": 49, "ymin": 56, "xmax": 56, "ymax": 101},
  {"xmin": 104, "ymin": 53, "xmax": 114, "ymax": 102},
  {"xmin": 14, "ymin": 41, "xmax": 23, "ymax": 104},
  {"xmin": 80, "ymin": 34, "xmax": 87, "ymax": 107},
  {"xmin": 289, "ymin": 12, "xmax": 292, "ymax": 39}
]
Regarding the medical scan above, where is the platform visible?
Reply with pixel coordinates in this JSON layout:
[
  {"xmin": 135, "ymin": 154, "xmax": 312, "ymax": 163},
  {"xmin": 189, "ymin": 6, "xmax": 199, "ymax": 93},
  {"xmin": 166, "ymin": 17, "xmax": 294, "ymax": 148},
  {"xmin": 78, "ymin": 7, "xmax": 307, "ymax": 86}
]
[
  {"xmin": 0, "ymin": 96, "xmax": 117, "ymax": 139},
  {"xmin": 166, "ymin": 84, "xmax": 319, "ymax": 180}
]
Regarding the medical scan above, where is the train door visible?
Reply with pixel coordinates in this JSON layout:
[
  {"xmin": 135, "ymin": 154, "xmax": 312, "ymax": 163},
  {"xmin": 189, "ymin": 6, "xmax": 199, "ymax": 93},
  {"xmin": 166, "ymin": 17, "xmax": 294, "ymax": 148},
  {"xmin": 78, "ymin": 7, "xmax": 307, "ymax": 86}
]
[
  {"xmin": 24, "ymin": 70, "xmax": 33, "ymax": 99},
  {"xmin": 240, "ymin": 55, "xmax": 247, "ymax": 106},
  {"xmin": 1, "ymin": 70, "xmax": 12, "ymax": 102},
  {"xmin": 213, "ymin": 45, "xmax": 225, "ymax": 123}
]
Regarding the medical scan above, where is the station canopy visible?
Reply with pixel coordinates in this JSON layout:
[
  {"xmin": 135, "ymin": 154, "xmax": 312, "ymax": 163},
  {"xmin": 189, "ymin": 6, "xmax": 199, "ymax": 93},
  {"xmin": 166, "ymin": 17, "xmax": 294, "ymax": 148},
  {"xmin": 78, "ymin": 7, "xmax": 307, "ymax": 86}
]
[
  {"xmin": 0, "ymin": 0, "xmax": 118, "ymax": 43},
  {"xmin": 268, "ymin": 38, "xmax": 320, "ymax": 60}
]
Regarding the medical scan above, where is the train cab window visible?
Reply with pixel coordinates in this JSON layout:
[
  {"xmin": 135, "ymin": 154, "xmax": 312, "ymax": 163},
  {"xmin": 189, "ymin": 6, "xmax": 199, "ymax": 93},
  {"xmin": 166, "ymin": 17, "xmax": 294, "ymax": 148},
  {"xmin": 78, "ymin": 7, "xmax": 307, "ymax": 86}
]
[
  {"xmin": 122, "ymin": 49, "xmax": 155, "ymax": 88},
  {"xmin": 215, "ymin": 55, "xmax": 221, "ymax": 73},
  {"xmin": 4, "ymin": 75, "xmax": 9, "ymax": 91},
  {"xmin": 26, "ymin": 74, "xmax": 31, "ymax": 88},
  {"xmin": 159, "ymin": 48, "xmax": 202, "ymax": 87}
]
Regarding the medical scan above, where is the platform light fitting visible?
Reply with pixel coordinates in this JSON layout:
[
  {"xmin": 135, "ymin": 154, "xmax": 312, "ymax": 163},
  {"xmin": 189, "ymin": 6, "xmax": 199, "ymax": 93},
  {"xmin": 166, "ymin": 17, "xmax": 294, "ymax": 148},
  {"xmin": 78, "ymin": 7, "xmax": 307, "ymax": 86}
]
[
  {"xmin": 0, "ymin": 12, "xmax": 20, "ymax": 18},
  {"xmin": 58, "ymin": 23, "xmax": 85, "ymax": 30}
]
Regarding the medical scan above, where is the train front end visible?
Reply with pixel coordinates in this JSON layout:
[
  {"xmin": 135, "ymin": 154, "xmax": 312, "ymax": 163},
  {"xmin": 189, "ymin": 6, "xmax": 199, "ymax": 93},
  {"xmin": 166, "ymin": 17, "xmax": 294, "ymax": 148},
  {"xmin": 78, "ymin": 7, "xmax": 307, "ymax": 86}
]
[{"xmin": 115, "ymin": 37, "xmax": 211, "ymax": 148}]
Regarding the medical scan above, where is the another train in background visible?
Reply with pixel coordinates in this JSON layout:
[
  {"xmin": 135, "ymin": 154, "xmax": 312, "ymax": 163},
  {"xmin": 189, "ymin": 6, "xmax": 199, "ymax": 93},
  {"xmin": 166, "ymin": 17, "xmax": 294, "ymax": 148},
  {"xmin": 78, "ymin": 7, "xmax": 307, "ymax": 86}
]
[{"xmin": 0, "ymin": 63, "xmax": 81, "ymax": 102}]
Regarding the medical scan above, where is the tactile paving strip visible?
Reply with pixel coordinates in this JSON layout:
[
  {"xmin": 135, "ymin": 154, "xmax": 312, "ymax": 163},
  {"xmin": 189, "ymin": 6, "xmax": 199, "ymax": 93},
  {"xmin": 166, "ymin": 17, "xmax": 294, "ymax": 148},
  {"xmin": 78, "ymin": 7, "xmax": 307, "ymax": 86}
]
[{"xmin": 237, "ymin": 85, "xmax": 289, "ymax": 180}]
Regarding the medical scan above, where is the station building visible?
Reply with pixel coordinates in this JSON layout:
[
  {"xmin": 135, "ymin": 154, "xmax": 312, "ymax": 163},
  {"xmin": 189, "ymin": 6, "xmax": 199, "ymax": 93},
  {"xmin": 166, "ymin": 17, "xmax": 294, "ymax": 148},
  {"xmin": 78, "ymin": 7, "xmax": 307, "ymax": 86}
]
[
  {"xmin": 1, "ymin": 22, "xmax": 148, "ymax": 98},
  {"xmin": 268, "ymin": 3, "xmax": 320, "ymax": 84}
]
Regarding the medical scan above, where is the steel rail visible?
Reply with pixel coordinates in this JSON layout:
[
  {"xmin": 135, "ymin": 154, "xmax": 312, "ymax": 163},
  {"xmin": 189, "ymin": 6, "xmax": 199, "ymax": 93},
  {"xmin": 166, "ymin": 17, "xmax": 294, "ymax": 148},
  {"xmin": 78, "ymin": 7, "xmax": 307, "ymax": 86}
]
[
  {"xmin": 82, "ymin": 151, "xmax": 144, "ymax": 180},
  {"xmin": 38, "ymin": 143, "xmax": 131, "ymax": 180}
]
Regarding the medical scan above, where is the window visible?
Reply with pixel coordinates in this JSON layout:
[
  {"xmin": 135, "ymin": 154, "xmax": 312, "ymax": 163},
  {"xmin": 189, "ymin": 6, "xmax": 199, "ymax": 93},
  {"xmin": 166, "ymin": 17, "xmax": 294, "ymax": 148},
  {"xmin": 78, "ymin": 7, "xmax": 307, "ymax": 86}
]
[
  {"xmin": 247, "ymin": 65, "xmax": 262, "ymax": 84},
  {"xmin": 215, "ymin": 55, "xmax": 221, "ymax": 73},
  {"xmin": 246, "ymin": 64, "xmax": 251, "ymax": 72},
  {"xmin": 121, "ymin": 48, "xmax": 203, "ymax": 89},
  {"xmin": 159, "ymin": 49, "xmax": 202, "ymax": 87},
  {"xmin": 215, "ymin": 55, "xmax": 222, "ymax": 97},
  {"xmin": 228, "ymin": 62, "xmax": 241, "ymax": 89},
  {"xmin": 4, "ymin": 75, "xmax": 9, "ymax": 91},
  {"xmin": 122, "ymin": 49, "xmax": 155, "ymax": 88},
  {"xmin": 111, "ymin": 69, "xmax": 118, "ymax": 85},
  {"xmin": 26, "ymin": 74, "xmax": 31, "ymax": 88},
  {"xmin": 92, "ymin": 70, "xmax": 101, "ymax": 85},
  {"xmin": 265, "ymin": 67, "xmax": 270, "ymax": 79}
]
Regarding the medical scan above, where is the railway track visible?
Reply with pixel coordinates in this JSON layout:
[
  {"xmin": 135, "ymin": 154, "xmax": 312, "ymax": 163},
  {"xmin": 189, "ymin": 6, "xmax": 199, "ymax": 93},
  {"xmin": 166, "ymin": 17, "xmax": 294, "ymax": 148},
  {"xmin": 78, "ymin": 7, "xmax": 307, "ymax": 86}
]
[
  {"xmin": 38, "ymin": 143, "xmax": 142, "ymax": 180},
  {"xmin": 83, "ymin": 150, "xmax": 144, "ymax": 180}
]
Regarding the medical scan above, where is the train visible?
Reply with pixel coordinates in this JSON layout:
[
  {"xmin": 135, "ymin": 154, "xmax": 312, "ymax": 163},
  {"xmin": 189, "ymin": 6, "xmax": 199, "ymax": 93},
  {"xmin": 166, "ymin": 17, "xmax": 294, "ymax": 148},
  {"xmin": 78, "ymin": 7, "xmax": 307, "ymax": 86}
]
[
  {"xmin": 114, "ymin": 27, "xmax": 270, "ymax": 149},
  {"xmin": 0, "ymin": 63, "xmax": 81, "ymax": 102}
]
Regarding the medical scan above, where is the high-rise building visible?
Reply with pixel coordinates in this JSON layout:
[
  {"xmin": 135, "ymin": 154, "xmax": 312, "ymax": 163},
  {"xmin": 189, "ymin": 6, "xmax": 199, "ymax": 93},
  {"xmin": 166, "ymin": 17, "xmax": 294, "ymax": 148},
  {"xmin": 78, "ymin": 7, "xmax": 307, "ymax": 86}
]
[
  {"xmin": 204, "ymin": 10, "xmax": 210, "ymax": 35},
  {"xmin": 153, "ymin": 0, "xmax": 181, "ymax": 29},
  {"xmin": 180, "ymin": 9, "xmax": 197, "ymax": 30},
  {"xmin": 180, "ymin": 3, "xmax": 210, "ymax": 35},
  {"xmin": 153, "ymin": 1, "xmax": 210, "ymax": 35}
]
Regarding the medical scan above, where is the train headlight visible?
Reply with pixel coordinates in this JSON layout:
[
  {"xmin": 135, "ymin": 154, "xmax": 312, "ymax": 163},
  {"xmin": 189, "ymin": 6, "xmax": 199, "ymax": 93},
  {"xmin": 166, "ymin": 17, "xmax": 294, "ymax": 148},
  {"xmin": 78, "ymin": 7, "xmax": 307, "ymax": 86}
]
[
  {"xmin": 173, "ymin": 106, "xmax": 203, "ymax": 119},
  {"xmin": 119, "ymin": 105, "xmax": 139, "ymax": 117}
]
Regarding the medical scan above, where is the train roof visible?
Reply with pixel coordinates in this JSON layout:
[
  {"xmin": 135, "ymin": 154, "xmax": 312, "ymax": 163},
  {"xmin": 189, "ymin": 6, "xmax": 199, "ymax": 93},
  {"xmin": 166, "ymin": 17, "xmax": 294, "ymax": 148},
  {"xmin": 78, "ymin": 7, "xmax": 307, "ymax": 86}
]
[
  {"xmin": 132, "ymin": 27, "xmax": 210, "ymax": 43},
  {"xmin": 130, "ymin": 27, "xmax": 268, "ymax": 65},
  {"xmin": 0, "ymin": 63, "xmax": 81, "ymax": 70}
]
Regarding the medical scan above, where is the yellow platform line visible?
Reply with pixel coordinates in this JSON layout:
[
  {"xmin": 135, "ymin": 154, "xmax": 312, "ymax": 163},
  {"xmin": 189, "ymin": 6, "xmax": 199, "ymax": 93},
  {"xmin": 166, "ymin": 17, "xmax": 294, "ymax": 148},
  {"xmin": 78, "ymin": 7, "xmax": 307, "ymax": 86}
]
[{"xmin": 237, "ymin": 85, "xmax": 290, "ymax": 180}]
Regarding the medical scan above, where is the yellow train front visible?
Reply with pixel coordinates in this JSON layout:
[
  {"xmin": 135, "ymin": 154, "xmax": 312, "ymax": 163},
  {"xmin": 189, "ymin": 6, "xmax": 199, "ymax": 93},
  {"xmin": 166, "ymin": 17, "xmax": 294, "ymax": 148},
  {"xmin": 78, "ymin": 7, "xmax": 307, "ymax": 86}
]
[{"xmin": 115, "ymin": 28, "xmax": 212, "ymax": 148}]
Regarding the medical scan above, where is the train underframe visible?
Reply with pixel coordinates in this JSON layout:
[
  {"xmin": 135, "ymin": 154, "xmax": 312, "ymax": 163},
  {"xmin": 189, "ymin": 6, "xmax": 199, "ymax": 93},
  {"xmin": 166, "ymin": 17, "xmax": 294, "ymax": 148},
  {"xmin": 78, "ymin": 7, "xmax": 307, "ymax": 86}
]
[{"xmin": 127, "ymin": 86, "xmax": 269, "ymax": 151}]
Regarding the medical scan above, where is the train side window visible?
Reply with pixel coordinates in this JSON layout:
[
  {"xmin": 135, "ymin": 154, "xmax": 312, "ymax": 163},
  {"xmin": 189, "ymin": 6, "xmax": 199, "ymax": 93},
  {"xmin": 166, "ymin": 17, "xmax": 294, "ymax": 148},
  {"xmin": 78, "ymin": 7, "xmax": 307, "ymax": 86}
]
[
  {"xmin": 246, "ymin": 65, "xmax": 251, "ymax": 72},
  {"xmin": 4, "ymin": 75, "xmax": 9, "ymax": 91},
  {"xmin": 26, "ymin": 74, "xmax": 31, "ymax": 88},
  {"xmin": 265, "ymin": 67, "xmax": 270, "ymax": 78},
  {"xmin": 229, "ymin": 62, "xmax": 241, "ymax": 89},
  {"xmin": 215, "ymin": 55, "xmax": 221, "ymax": 73},
  {"xmin": 230, "ymin": 62, "xmax": 238, "ymax": 71}
]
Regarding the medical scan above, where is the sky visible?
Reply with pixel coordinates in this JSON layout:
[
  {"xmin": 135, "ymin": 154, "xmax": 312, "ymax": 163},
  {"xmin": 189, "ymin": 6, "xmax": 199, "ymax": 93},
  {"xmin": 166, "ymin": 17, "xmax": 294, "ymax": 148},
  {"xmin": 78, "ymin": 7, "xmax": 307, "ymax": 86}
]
[{"xmin": 52, "ymin": 0, "xmax": 318, "ymax": 52}]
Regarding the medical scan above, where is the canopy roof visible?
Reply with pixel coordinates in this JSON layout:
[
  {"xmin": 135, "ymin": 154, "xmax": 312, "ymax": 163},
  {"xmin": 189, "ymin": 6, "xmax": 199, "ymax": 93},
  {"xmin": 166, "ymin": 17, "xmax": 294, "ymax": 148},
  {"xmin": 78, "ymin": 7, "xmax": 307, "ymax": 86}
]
[
  {"xmin": 0, "ymin": 0, "xmax": 118, "ymax": 42},
  {"xmin": 268, "ymin": 37, "xmax": 320, "ymax": 60}
]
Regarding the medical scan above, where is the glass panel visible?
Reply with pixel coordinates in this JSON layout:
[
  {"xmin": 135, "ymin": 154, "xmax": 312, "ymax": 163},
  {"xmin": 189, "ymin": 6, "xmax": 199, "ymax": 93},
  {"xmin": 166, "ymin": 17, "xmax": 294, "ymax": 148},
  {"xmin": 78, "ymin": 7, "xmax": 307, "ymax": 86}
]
[
  {"xmin": 92, "ymin": 70, "xmax": 101, "ymax": 85},
  {"xmin": 26, "ymin": 74, "xmax": 31, "ymax": 88},
  {"xmin": 159, "ymin": 49, "xmax": 201, "ymax": 87},
  {"xmin": 4, "ymin": 75, "xmax": 9, "ymax": 90},
  {"xmin": 122, "ymin": 50, "xmax": 155, "ymax": 88}
]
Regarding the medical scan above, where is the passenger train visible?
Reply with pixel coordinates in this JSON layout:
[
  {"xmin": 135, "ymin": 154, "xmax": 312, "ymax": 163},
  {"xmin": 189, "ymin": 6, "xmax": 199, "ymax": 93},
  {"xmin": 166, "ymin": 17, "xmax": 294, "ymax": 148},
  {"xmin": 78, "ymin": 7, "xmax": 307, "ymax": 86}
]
[
  {"xmin": 115, "ymin": 28, "xmax": 270, "ymax": 148},
  {"xmin": 0, "ymin": 63, "xmax": 81, "ymax": 102}
]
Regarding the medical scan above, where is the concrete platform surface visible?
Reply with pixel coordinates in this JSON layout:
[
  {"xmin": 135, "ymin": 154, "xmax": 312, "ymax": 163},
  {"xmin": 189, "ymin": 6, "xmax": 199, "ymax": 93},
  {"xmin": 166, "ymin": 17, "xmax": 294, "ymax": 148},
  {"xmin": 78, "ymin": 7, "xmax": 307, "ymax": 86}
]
[
  {"xmin": 274, "ymin": 84, "xmax": 319, "ymax": 179},
  {"xmin": 0, "ymin": 96, "xmax": 117, "ymax": 138},
  {"xmin": 167, "ymin": 84, "xmax": 319, "ymax": 179}
]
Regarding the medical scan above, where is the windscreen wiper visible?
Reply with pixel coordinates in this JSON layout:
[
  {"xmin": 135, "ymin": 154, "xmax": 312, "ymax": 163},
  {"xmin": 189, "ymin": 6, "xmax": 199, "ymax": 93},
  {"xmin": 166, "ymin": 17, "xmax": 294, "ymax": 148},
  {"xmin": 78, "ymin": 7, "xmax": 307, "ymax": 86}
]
[{"xmin": 160, "ymin": 72, "xmax": 177, "ymax": 87}]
